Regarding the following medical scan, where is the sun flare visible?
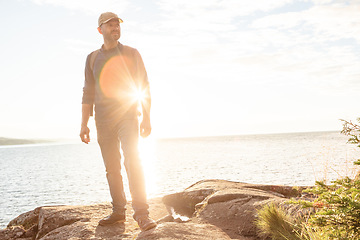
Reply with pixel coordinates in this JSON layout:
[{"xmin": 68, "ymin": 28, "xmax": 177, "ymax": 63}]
[{"xmin": 132, "ymin": 88, "xmax": 147, "ymax": 104}]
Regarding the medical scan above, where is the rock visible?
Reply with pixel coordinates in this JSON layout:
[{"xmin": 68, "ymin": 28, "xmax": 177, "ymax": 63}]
[
  {"xmin": 2, "ymin": 180, "xmax": 307, "ymax": 240},
  {"xmin": 162, "ymin": 179, "xmax": 304, "ymax": 239},
  {"xmin": 0, "ymin": 226, "xmax": 28, "ymax": 240},
  {"xmin": 8, "ymin": 206, "xmax": 41, "ymax": 230},
  {"xmin": 163, "ymin": 189, "xmax": 215, "ymax": 217},
  {"xmin": 137, "ymin": 222, "xmax": 233, "ymax": 240},
  {"xmin": 4, "ymin": 198, "xmax": 168, "ymax": 240}
]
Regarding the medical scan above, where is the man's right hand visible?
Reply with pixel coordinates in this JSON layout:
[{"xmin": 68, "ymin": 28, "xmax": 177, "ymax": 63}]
[{"xmin": 80, "ymin": 125, "xmax": 90, "ymax": 144}]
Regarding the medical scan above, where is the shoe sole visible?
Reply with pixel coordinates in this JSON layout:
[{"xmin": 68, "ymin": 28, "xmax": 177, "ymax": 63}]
[
  {"xmin": 140, "ymin": 222, "xmax": 157, "ymax": 231},
  {"xmin": 98, "ymin": 219, "xmax": 126, "ymax": 226}
]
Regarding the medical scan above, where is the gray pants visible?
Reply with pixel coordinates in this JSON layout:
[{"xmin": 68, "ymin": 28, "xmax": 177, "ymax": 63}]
[{"xmin": 96, "ymin": 118, "xmax": 149, "ymax": 220}]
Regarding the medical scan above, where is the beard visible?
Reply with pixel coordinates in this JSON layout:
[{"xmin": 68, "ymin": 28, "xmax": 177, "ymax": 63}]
[
  {"xmin": 105, "ymin": 30, "xmax": 121, "ymax": 42},
  {"xmin": 111, "ymin": 31, "xmax": 121, "ymax": 40}
]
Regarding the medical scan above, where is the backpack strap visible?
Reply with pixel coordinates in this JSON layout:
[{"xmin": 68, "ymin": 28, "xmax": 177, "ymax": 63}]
[
  {"xmin": 88, "ymin": 49, "xmax": 99, "ymax": 117},
  {"xmin": 89, "ymin": 49, "xmax": 100, "ymax": 73}
]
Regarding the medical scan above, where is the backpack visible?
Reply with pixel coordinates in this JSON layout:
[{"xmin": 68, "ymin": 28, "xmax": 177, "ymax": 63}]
[
  {"xmin": 89, "ymin": 49, "xmax": 100, "ymax": 73},
  {"xmin": 87, "ymin": 49, "xmax": 99, "ymax": 117}
]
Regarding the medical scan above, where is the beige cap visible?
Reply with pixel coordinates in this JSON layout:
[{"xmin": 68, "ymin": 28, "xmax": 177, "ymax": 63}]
[{"xmin": 98, "ymin": 12, "xmax": 123, "ymax": 27}]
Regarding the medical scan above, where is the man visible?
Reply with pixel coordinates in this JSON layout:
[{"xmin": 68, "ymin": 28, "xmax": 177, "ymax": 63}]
[{"xmin": 80, "ymin": 12, "xmax": 156, "ymax": 231}]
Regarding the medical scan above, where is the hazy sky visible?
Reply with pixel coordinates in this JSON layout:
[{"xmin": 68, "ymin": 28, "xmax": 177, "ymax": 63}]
[{"xmin": 1, "ymin": 0, "xmax": 359, "ymax": 139}]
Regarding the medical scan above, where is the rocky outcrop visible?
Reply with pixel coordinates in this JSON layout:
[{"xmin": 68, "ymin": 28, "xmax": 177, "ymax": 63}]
[
  {"xmin": 1, "ymin": 180, "xmax": 306, "ymax": 240},
  {"xmin": 162, "ymin": 180, "xmax": 303, "ymax": 239}
]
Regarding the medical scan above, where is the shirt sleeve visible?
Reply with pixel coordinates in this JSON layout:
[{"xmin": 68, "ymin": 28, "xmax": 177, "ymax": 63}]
[
  {"xmin": 133, "ymin": 49, "xmax": 150, "ymax": 98},
  {"xmin": 82, "ymin": 53, "xmax": 95, "ymax": 116}
]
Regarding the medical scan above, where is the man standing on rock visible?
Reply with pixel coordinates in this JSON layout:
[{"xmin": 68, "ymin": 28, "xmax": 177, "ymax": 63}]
[{"xmin": 79, "ymin": 12, "xmax": 157, "ymax": 231}]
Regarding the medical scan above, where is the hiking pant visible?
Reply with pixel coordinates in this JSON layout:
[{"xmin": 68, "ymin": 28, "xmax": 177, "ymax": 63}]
[{"xmin": 96, "ymin": 118, "xmax": 149, "ymax": 220}]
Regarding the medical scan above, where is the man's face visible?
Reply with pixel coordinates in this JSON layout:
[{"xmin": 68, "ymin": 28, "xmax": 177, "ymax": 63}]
[{"xmin": 99, "ymin": 19, "xmax": 121, "ymax": 41}]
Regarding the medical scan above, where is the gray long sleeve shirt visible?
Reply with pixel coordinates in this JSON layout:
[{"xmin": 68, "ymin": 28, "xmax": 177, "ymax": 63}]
[{"xmin": 82, "ymin": 42, "xmax": 150, "ymax": 124}]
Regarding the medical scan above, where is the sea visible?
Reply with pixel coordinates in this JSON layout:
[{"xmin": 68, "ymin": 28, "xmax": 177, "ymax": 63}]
[{"xmin": 1, "ymin": 131, "xmax": 359, "ymax": 228}]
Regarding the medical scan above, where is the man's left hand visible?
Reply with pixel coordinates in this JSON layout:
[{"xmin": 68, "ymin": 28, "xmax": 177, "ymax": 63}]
[{"xmin": 140, "ymin": 118, "xmax": 151, "ymax": 138}]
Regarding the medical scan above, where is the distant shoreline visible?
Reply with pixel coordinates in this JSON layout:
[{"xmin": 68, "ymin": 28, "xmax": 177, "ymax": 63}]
[
  {"xmin": 157, "ymin": 130, "xmax": 340, "ymax": 141},
  {"xmin": 0, "ymin": 137, "xmax": 53, "ymax": 146},
  {"xmin": 0, "ymin": 130, "xmax": 340, "ymax": 145}
]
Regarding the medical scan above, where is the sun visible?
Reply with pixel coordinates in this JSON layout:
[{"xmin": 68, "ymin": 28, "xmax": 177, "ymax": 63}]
[
  {"xmin": 129, "ymin": 86, "xmax": 151, "ymax": 117},
  {"xmin": 133, "ymin": 88, "xmax": 147, "ymax": 104}
]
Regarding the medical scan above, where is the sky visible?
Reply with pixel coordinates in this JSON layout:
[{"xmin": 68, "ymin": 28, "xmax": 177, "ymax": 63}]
[{"xmin": 0, "ymin": 0, "xmax": 359, "ymax": 139}]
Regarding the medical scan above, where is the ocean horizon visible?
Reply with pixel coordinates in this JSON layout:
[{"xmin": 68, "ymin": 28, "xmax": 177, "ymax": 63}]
[{"xmin": 1, "ymin": 130, "xmax": 359, "ymax": 228}]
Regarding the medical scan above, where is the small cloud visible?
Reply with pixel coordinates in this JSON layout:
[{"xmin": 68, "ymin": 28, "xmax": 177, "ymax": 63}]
[
  {"xmin": 30, "ymin": 0, "xmax": 130, "ymax": 15},
  {"xmin": 252, "ymin": 2, "xmax": 360, "ymax": 42},
  {"xmin": 155, "ymin": 0, "xmax": 292, "ymax": 34},
  {"xmin": 63, "ymin": 38, "xmax": 99, "ymax": 55}
]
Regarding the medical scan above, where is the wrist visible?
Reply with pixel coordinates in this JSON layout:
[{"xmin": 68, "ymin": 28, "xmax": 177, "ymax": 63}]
[
  {"xmin": 142, "ymin": 113, "xmax": 150, "ymax": 120},
  {"xmin": 142, "ymin": 117, "xmax": 150, "ymax": 124}
]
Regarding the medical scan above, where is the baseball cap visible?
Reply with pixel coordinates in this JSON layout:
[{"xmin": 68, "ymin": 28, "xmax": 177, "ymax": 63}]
[{"xmin": 98, "ymin": 12, "xmax": 123, "ymax": 27}]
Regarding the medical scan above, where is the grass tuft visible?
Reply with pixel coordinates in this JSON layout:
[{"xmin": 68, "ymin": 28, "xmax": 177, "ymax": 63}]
[{"xmin": 256, "ymin": 202, "xmax": 301, "ymax": 240}]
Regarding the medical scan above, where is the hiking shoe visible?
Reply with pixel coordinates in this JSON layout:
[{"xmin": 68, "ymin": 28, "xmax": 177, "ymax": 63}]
[
  {"xmin": 99, "ymin": 212, "xmax": 126, "ymax": 226},
  {"xmin": 137, "ymin": 216, "xmax": 157, "ymax": 231}
]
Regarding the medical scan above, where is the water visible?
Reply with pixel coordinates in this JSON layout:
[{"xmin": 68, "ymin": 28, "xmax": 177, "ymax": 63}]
[{"xmin": 1, "ymin": 131, "xmax": 359, "ymax": 228}]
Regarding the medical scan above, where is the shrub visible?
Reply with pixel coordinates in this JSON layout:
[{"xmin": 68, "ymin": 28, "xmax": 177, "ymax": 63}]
[
  {"xmin": 341, "ymin": 118, "xmax": 360, "ymax": 166},
  {"xmin": 304, "ymin": 178, "xmax": 360, "ymax": 239},
  {"xmin": 256, "ymin": 118, "xmax": 360, "ymax": 240}
]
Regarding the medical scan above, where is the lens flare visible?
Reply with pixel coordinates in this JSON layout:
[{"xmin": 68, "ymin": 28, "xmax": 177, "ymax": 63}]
[
  {"xmin": 98, "ymin": 55, "xmax": 150, "ymax": 119},
  {"xmin": 99, "ymin": 55, "xmax": 134, "ymax": 99},
  {"xmin": 132, "ymin": 88, "xmax": 147, "ymax": 104}
]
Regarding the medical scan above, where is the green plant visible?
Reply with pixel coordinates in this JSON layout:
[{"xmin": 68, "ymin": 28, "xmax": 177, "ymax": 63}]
[
  {"xmin": 298, "ymin": 178, "xmax": 360, "ymax": 239},
  {"xmin": 295, "ymin": 119, "xmax": 360, "ymax": 239},
  {"xmin": 256, "ymin": 202, "xmax": 300, "ymax": 240},
  {"xmin": 341, "ymin": 118, "xmax": 360, "ymax": 165},
  {"xmin": 255, "ymin": 201, "xmax": 326, "ymax": 240},
  {"xmin": 295, "ymin": 224, "xmax": 325, "ymax": 240},
  {"xmin": 256, "ymin": 118, "xmax": 360, "ymax": 240}
]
